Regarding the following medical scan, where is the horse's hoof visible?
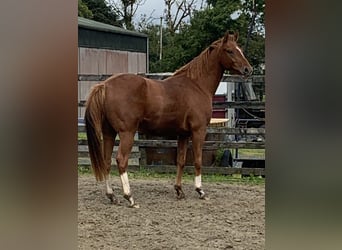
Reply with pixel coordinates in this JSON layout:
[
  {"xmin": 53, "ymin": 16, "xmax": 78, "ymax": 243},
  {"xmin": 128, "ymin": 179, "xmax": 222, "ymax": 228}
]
[
  {"xmin": 177, "ymin": 193, "xmax": 186, "ymax": 200},
  {"xmin": 196, "ymin": 188, "xmax": 209, "ymax": 200},
  {"xmin": 124, "ymin": 194, "xmax": 139, "ymax": 208},
  {"xmin": 199, "ymin": 195, "xmax": 210, "ymax": 200},
  {"xmin": 174, "ymin": 185, "xmax": 185, "ymax": 199},
  {"xmin": 129, "ymin": 203, "xmax": 140, "ymax": 208},
  {"xmin": 106, "ymin": 193, "xmax": 118, "ymax": 204}
]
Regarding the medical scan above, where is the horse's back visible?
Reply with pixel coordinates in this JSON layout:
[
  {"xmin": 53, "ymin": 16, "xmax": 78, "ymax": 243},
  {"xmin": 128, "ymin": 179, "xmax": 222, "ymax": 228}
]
[
  {"xmin": 102, "ymin": 73, "xmax": 211, "ymax": 134},
  {"xmin": 105, "ymin": 73, "xmax": 147, "ymax": 94}
]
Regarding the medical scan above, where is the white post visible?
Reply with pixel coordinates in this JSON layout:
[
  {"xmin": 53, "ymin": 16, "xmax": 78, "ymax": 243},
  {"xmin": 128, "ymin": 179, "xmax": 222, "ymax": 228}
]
[{"xmin": 159, "ymin": 16, "xmax": 163, "ymax": 60}]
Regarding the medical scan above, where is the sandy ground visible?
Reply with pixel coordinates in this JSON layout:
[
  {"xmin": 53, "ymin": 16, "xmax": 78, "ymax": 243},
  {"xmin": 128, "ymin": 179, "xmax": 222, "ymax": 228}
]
[{"xmin": 78, "ymin": 174, "xmax": 265, "ymax": 249}]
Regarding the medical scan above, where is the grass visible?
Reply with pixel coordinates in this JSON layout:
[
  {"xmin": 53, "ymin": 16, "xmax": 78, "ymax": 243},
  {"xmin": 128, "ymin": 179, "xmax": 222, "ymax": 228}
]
[
  {"xmin": 235, "ymin": 148, "xmax": 265, "ymax": 158},
  {"xmin": 78, "ymin": 165, "xmax": 265, "ymax": 185},
  {"xmin": 78, "ymin": 132, "xmax": 87, "ymax": 140},
  {"xmin": 78, "ymin": 133, "xmax": 121, "ymax": 140}
]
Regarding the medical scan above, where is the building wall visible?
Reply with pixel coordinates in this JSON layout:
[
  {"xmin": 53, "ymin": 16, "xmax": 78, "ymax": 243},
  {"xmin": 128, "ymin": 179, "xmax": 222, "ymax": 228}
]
[{"xmin": 78, "ymin": 47, "xmax": 147, "ymax": 117}]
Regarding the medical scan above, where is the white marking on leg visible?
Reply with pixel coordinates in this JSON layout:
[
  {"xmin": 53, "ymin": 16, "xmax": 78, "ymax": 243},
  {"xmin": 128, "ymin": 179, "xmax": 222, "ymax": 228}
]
[
  {"xmin": 195, "ymin": 175, "xmax": 202, "ymax": 189},
  {"xmin": 120, "ymin": 172, "xmax": 131, "ymax": 196},
  {"xmin": 105, "ymin": 177, "xmax": 113, "ymax": 194}
]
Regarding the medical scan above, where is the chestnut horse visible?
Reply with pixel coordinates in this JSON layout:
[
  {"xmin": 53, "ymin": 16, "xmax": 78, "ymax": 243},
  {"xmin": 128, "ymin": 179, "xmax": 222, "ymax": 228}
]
[{"xmin": 85, "ymin": 32, "xmax": 252, "ymax": 208}]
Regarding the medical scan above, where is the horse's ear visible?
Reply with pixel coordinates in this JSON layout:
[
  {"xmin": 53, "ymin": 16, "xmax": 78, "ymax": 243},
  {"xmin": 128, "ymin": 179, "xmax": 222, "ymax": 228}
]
[
  {"xmin": 234, "ymin": 31, "xmax": 239, "ymax": 41},
  {"xmin": 223, "ymin": 32, "xmax": 229, "ymax": 43},
  {"xmin": 223, "ymin": 31, "xmax": 236, "ymax": 43}
]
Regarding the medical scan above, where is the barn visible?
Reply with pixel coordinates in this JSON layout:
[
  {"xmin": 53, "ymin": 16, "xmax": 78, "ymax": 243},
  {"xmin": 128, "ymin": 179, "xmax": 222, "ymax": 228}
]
[{"xmin": 78, "ymin": 17, "xmax": 148, "ymax": 117}]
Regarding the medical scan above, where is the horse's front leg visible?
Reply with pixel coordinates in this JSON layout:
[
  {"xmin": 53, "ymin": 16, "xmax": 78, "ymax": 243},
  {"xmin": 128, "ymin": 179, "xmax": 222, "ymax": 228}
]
[
  {"xmin": 192, "ymin": 128, "xmax": 209, "ymax": 200},
  {"xmin": 174, "ymin": 136, "xmax": 189, "ymax": 199}
]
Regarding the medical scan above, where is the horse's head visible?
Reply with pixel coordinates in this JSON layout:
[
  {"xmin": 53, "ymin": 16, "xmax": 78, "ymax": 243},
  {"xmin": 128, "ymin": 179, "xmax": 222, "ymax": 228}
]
[{"xmin": 216, "ymin": 31, "xmax": 253, "ymax": 77}]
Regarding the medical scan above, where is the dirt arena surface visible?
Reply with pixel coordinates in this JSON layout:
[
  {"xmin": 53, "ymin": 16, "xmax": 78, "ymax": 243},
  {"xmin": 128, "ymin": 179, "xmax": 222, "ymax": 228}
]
[{"xmin": 78, "ymin": 174, "xmax": 265, "ymax": 249}]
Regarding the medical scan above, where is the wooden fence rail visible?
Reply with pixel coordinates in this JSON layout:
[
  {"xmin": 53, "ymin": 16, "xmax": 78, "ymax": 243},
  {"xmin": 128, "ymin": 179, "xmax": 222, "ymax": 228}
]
[
  {"xmin": 78, "ymin": 100, "xmax": 265, "ymax": 109},
  {"xmin": 78, "ymin": 138, "xmax": 264, "ymax": 150},
  {"xmin": 78, "ymin": 73, "xmax": 265, "ymax": 83},
  {"xmin": 78, "ymin": 73, "xmax": 265, "ymax": 110},
  {"xmin": 78, "ymin": 125, "xmax": 265, "ymax": 135},
  {"xmin": 78, "ymin": 125, "xmax": 265, "ymax": 176}
]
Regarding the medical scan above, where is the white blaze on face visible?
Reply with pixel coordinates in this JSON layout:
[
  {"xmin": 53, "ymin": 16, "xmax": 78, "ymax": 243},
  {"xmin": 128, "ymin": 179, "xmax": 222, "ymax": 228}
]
[
  {"xmin": 235, "ymin": 45, "xmax": 246, "ymax": 59},
  {"xmin": 120, "ymin": 172, "xmax": 131, "ymax": 196},
  {"xmin": 195, "ymin": 175, "xmax": 202, "ymax": 189}
]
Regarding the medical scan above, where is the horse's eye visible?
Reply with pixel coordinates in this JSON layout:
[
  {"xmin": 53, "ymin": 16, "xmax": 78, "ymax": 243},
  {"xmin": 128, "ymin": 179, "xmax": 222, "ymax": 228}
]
[{"xmin": 226, "ymin": 49, "xmax": 234, "ymax": 55}]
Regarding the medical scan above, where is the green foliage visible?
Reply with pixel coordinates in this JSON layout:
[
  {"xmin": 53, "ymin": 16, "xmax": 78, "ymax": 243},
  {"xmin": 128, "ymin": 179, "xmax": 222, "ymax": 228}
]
[
  {"xmin": 144, "ymin": 0, "xmax": 264, "ymax": 73},
  {"xmin": 203, "ymin": 173, "xmax": 264, "ymax": 185},
  {"xmin": 80, "ymin": 0, "xmax": 122, "ymax": 27},
  {"xmin": 214, "ymin": 148, "xmax": 225, "ymax": 166},
  {"xmin": 139, "ymin": 24, "xmax": 163, "ymax": 72},
  {"xmin": 206, "ymin": 0, "xmax": 240, "ymax": 8},
  {"xmin": 78, "ymin": 165, "xmax": 91, "ymax": 174},
  {"xmin": 78, "ymin": 0, "xmax": 93, "ymax": 19},
  {"xmin": 240, "ymin": 0, "xmax": 265, "ymax": 73},
  {"xmin": 237, "ymin": 148, "xmax": 265, "ymax": 158},
  {"xmin": 177, "ymin": 0, "xmax": 246, "ymax": 69},
  {"xmin": 78, "ymin": 132, "xmax": 87, "ymax": 140}
]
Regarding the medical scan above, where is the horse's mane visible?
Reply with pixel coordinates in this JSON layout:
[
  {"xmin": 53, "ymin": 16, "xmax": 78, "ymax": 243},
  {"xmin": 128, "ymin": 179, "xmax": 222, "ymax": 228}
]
[{"xmin": 173, "ymin": 38, "xmax": 223, "ymax": 80}]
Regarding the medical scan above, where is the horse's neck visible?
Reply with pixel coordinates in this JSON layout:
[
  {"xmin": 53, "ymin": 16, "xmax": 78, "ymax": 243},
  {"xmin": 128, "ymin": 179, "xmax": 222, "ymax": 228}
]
[
  {"xmin": 197, "ymin": 51, "xmax": 224, "ymax": 96},
  {"xmin": 206, "ymin": 63, "xmax": 224, "ymax": 96},
  {"xmin": 172, "ymin": 49, "xmax": 224, "ymax": 96}
]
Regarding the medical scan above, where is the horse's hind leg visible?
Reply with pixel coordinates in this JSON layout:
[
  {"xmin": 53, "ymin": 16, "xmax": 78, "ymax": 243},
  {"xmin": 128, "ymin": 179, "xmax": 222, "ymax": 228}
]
[
  {"xmin": 116, "ymin": 131, "xmax": 139, "ymax": 208},
  {"xmin": 103, "ymin": 124, "xmax": 118, "ymax": 204},
  {"xmin": 174, "ymin": 136, "xmax": 189, "ymax": 199}
]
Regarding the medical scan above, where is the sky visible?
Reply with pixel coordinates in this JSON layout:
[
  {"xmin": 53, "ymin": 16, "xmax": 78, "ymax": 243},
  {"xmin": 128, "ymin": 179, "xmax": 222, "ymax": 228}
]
[
  {"xmin": 133, "ymin": 0, "xmax": 206, "ymax": 26},
  {"xmin": 135, "ymin": 0, "xmax": 165, "ymax": 21},
  {"xmin": 133, "ymin": 0, "xmax": 240, "ymax": 27}
]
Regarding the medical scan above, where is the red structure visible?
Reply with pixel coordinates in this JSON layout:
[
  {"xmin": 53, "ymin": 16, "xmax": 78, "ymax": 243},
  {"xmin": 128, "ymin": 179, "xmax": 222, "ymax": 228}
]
[{"xmin": 212, "ymin": 94, "xmax": 226, "ymax": 118}]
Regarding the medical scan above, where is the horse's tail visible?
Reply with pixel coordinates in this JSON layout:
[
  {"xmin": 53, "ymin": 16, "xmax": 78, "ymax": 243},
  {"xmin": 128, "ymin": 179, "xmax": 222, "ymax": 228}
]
[{"xmin": 84, "ymin": 83, "xmax": 106, "ymax": 181}]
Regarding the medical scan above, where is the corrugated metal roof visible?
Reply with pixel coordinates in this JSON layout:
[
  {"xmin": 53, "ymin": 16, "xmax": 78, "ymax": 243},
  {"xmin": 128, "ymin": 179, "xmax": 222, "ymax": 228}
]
[{"xmin": 78, "ymin": 17, "xmax": 147, "ymax": 38}]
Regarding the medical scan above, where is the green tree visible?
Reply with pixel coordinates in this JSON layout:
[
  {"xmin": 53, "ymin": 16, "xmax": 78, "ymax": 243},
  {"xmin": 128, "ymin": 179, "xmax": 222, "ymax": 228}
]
[
  {"xmin": 158, "ymin": 0, "xmax": 244, "ymax": 72},
  {"xmin": 108, "ymin": 0, "xmax": 146, "ymax": 30},
  {"xmin": 81, "ymin": 0, "xmax": 122, "ymax": 27},
  {"xmin": 238, "ymin": 0, "xmax": 265, "ymax": 73},
  {"xmin": 164, "ymin": 0, "xmax": 196, "ymax": 35},
  {"xmin": 139, "ymin": 23, "xmax": 162, "ymax": 72},
  {"xmin": 78, "ymin": 0, "xmax": 93, "ymax": 19},
  {"xmin": 148, "ymin": 0, "xmax": 265, "ymax": 74}
]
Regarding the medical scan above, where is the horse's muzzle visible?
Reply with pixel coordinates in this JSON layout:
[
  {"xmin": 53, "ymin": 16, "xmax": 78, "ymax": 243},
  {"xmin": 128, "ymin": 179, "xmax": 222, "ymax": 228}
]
[{"xmin": 243, "ymin": 66, "xmax": 253, "ymax": 77}]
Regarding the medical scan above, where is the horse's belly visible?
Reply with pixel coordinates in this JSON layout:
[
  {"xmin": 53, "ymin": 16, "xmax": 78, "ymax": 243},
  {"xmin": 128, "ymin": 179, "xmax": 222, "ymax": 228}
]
[{"xmin": 138, "ymin": 118, "xmax": 190, "ymax": 136}]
